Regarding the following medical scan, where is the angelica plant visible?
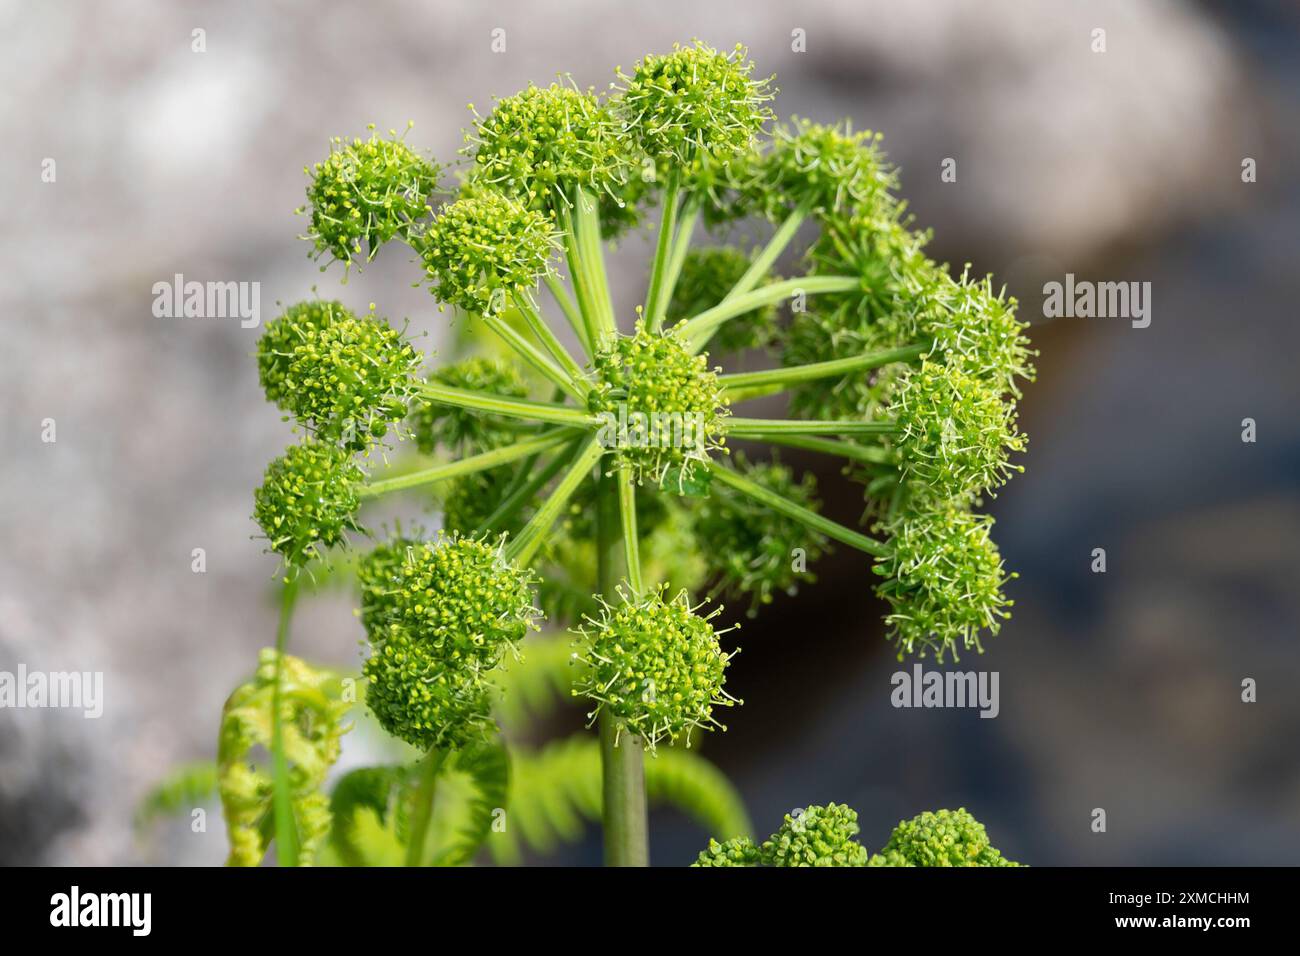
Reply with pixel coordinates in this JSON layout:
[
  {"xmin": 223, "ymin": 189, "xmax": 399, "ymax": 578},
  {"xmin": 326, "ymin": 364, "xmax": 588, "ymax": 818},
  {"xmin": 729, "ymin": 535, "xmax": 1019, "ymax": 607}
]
[{"xmin": 213, "ymin": 38, "xmax": 1033, "ymax": 868}]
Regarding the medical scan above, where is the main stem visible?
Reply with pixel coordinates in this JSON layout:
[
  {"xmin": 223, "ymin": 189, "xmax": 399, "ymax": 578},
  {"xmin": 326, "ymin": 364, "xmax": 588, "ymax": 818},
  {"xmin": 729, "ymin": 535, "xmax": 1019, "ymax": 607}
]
[{"xmin": 595, "ymin": 469, "xmax": 649, "ymax": 866}]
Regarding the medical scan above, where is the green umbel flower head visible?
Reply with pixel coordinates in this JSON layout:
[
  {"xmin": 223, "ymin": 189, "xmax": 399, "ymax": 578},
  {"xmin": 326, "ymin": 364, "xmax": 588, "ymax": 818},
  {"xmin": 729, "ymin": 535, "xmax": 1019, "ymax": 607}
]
[
  {"xmin": 414, "ymin": 188, "xmax": 556, "ymax": 316},
  {"xmin": 262, "ymin": 304, "xmax": 422, "ymax": 450},
  {"xmin": 692, "ymin": 836, "xmax": 761, "ymax": 867},
  {"xmin": 760, "ymin": 803, "xmax": 869, "ymax": 867},
  {"xmin": 253, "ymin": 440, "xmax": 365, "ymax": 567},
  {"xmin": 890, "ymin": 361, "xmax": 1026, "ymax": 504},
  {"xmin": 872, "ymin": 808, "xmax": 1019, "ymax": 867},
  {"xmin": 591, "ymin": 325, "xmax": 729, "ymax": 489},
  {"xmin": 874, "ymin": 506, "xmax": 1015, "ymax": 661},
  {"xmin": 355, "ymin": 529, "xmax": 424, "ymax": 634},
  {"xmin": 572, "ymin": 586, "xmax": 739, "ymax": 750},
  {"xmin": 464, "ymin": 83, "xmax": 637, "ymax": 231},
  {"xmin": 758, "ymin": 118, "xmax": 897, "ymax": 217},
  {"xmin": 410, "ymin": 357, "xmax": 529, "ymax": 454},
  {"xmin": 300, "ymin": 124, "xmax": 439, "ymax": 267},
  {"xmin": 668, "ymin": 247, "xmax": 778, "ymax": 353},
  {"xmin": 615, "ymin": 41, "xmax": 774, "ymax": 167},
  {"xmin": 695, "ymin": 455, "xmax": 827, "ymax": 613}
]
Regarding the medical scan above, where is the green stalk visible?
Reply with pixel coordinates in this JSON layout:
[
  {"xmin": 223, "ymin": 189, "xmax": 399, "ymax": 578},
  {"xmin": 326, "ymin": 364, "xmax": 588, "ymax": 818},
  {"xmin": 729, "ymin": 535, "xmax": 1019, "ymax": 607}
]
[
  {"xmin": 415, "ymin": 381, "xmax": 596, "ymax": 428},
  {"xmin": 270, "ymin": 574, "xmax": 301, "ymax": 866},
  {"xmin": 747, "ymin": 432, "xmax": 895, "ymax": 465},
  {"xmin": 651, "ymin": 197, "xmax": 700, "ymax": 333},
  {"xmin": 596, "ymin": 468, "xmax": 649, "ymax": 866},
  {"xmin": 358, "ymin": 429, "xmax": 576, "ymax": 499},
  {"xmin": 559, "ymin": 203, "xmax": 603, "ymax": 350},
  {"xmin": 615, "ymin": 464, "xmax": 643, "ymax": 594},
  {"xmin": 503, "ymin": 436, "xmax": 605, "ymax": 565},
  {"xmin": 474, "ymin": 437, "xmax": 584, "ymax": 534},
  {"xmin": 643, "ymin": 172, "xmax": 681, "ymax": 331},
  {"xmin": 720, "ymin": 344, "xmax": 927, "ymax": 400},
  {"xmin": 483, "ymin": 312, "xmax": 585, "ymax": 402},
  {"xmin": 573, "ymin": 185, "xmax": 618, "ymax": 345},
  {"xmin": 513, "ymin": 294, "xmax": 589, "ymax": 387},
  {"xmin": 727, "ymin": 200, "xmax": 812, "ymax": 301},
  {"xmin": 707, "ymin": 459, "xmax": 888, "ymax": 557},
  {"xmin": 404, "ymin": 748, "xmax": 447, "ymax": 867},
  {"xmin": 677, "ymin": 276, "xmax": 859, "ymax": 352},
  {"xmin": 543, "ymin": 272, "xmax": 592, "ymax": 357},
  {"xmin": 723, "ymin": 417, "xmax": 899, "ymax": 438}
]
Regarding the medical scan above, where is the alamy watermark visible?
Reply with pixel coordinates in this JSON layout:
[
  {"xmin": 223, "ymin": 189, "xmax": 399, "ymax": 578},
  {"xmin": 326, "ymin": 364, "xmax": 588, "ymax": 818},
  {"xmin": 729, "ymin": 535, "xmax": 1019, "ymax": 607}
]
[
  {"xmin": 0, "ymin": 664, "xmax": 103, "ymax": 718},
  {"xmin": 50, "ymin": 886, "xmax": 150, "ymax": 936},
  {"xmin": 1043, "ymin": 273, "xmax": 1150, "ymax": 328},
  {"xmin": 152, "ymin": 273, "xmax": 260, "ymax": 328},
  {"xmin": 891, "ymin": 663, "xmax": 999, "ymax": 718},
  {"xmin": 594, "ymin": 404, "xmax": 708, "ymax": 453}
]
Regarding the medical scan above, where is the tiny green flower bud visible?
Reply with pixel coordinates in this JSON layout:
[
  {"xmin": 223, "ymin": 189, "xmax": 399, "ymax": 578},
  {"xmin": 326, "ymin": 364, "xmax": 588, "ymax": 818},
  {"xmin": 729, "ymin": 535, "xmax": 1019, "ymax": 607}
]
[
  {"xmin": 270, "ymin": 305, "xmax": 423, "ymax": 450},
  {"xmin": 691, "ymin": 836, "xmax": 761, "ymax": 867},
  {"xmin": 890, "ymin": 360, "xmax": 1027, "ymax": 503},
  {"xmin": 615, "ymin": 41, "xmax": 774, "ymax": 167},
  {"xmin": 760, "ymin": 803, "xmax": 869, "ymax": 867},
  {"xmin": 410, "ymin": 357, "xmax": 529, "ymax": 455},
  {"xmin": 695, "ymin": 455, "xmax": 827, "ymax": 614},
  {"xmin": 572, "ymin": 585, "xmax": 739, "ymax": 750},
  {"xmin": 874, "ymin": 506, "xmax": 1016, "ymax": 661},
  {"xmin": 591, "ymin": 325, "xmax": 729, "ymax": 489},
  {"xmin": 874, "ymin": 807, "xmax": 1019, "ymax": 867},
  {"xmin": 253, "ymin": 441, "xmax": 365, "ymax": 567},
  {"xmin": 668, "ymin": 247, "xmax": 779, "ymax": 353},
  {"xmin": 413, "ymin": 188, "xmax": 556, "ymax": 316},
  {"xmin": 355, "ymin": 528, "xmax": 425, "ymax": 634},
  {"xmin": 299, "ymin": 125, "xmax": 439, "ymax": 267}
]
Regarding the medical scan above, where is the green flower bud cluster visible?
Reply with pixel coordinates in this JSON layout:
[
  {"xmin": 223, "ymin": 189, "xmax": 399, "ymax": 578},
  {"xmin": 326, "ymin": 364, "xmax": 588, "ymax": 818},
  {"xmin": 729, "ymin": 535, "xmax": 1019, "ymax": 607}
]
[
  {"xmin": 591, "ymin": 324, "xmax": 729, "ymax": 489},
  {"xmin": 615, "ymin": 41, "xmax": 774, "ymax": 167},
  {"xmin": 870, "ymin": 808, "xmax": 1019, "ymax": 867},
  {"xmin": 668, "ymin": 247, "xmax": 779, "ymax": 353},
  {"xmin": 360, "ymin": 533, "xmax": 540, "ymax": 751},
  {"xmin": 693, "ymin": 804, "xmax": 1018, "ymax": 868},
  {"xmin": 873, "ymin": 507, "xmax": 1015, "ymax": 661},
  {"xmin": 694, "ymin": 455, "xmax": 827, "ymax": 613},
  {"xmin": 464, "ymin": 83, "xmax": 639, "ymax": 232},
  {"xmin": 258, "ymin": 300, "xmax": 422, "ymax": 450},
  {"xmin": 413, "ymin": 188, "xmax": 556, "ymax": 316},
  {"xmin": 571, "ymin": 585, "xmax": 739, "ymax": 750},
  {"xmin": 440, "ymin": 466, "xmax": 522, "ymax": 536},
  {"xmin": 218, "ymin": 649, "xmax": 351, "ymax": 866},
  {"xmin": 253, "ymin": 440, "xmax": 365, "ymax": 567},
  {"xmin": 299, "ymin": 124, "xmax": 439, "ymax": 267},
  {"xmin": 755, "ymin": 119, "xmax": 898, "ymax": 218},
  {"xmin": 410, "ymin": 357, "xmax": 528, "ymax": 455}
]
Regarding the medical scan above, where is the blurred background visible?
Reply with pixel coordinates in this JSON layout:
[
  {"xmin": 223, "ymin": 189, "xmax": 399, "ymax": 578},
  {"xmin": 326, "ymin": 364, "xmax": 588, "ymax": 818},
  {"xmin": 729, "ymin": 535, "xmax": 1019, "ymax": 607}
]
[{"xmin": 2, "ymin": 0, "xmax": 1298, "ymax": 865}]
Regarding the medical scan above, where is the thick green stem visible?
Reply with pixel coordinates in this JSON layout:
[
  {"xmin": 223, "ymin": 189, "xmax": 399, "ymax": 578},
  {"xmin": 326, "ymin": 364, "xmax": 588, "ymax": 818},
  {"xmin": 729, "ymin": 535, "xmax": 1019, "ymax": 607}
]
[
  {"xmin": 643, "ymin": 173, "xmax": 681, "ymax": 331},
  {"xmin": 572, "ymin": 186, "xmax": 618, "ymax": 345},
  {"xmin": 513, "ymin": 294, "xmax": 589, "ymax": 387},
  {"xmin": 270, "ymin": 575, "xmax": 301, "ymax": 866},
  {"xmin": 404, "ymin": 748, "xmax": 447, "ymax": 867},
  {"xmin": 707, "ymin": 459, "xmax": 888, "ymax": 557},
  {"xmin": 677, "ymin": 276, "xmax": 859, "ymax": 353},
  {"xmin": 415, "ymin": 381, "xmax": 596, "ymax": 428},
  {"xmin": 596, "ymin": 469, "xmax": 649, "ymax": 866},
  {"xmin": 615, "ymin": 464, "xmax": 643, "ymax": 594},
  {"xmin": 727, "ymin": 201, "xmax": 811, "ymax": 301},
  {"xmin": 483, "ymin": 312, "xmax": 585, "ymax": 402},
  {"xmin": 724, "ymin": 417, "xmax": 900, "ymax": 438},
  {"xmin": 651, "ymin": 197, "xmax": 700, "ymax": 333},
  {"xmin": 721, "ymin": 344, "xmax": 927, "ymax": 400},
  {"xmin": 474, "ymin": 437, "xmax": 584, "ymax": 534},
  {"xmin": 543, "ymin": 272, "xmax": 592, "ymax": 357},
  {"xmin": 503, "ymin": 436, "xmax": 604, "ymax": 565},
  {"xmin": 559, "ymin": 203, "xmax": 603, "ymax": 350},
  {"xmin": 358, "ymin": 429, "xmax": 576, "ymax": 499}
]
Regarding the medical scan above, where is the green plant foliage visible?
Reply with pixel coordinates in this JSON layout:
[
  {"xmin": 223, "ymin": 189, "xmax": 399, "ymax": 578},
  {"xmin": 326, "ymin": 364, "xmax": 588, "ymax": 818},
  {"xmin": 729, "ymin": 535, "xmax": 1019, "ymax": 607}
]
[
  {"xmin": 871, "ymin": 808, "xmax": 1019, "ymax": 867},
  {"xmin": 668, "ymin": 247, "xmax": 779, "ymax": 353},
  {"xmin": 409, "ymin": 357, "xmax": 529, "ymax": 455},
  {"xmin": 253, "ymin": 441, "xmax": 365, "ymax": 567},
  {"xmin": 134, "ymin": 762, "xmax": 218, "ymax": 832},
  {"xmin": 760, "ymin": 803, "xmax": 869, "ymax": 867}
]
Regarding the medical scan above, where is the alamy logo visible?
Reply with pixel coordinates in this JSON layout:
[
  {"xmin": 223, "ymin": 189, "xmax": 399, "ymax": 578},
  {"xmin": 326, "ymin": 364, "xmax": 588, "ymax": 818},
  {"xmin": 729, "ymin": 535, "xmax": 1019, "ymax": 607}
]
[
  {"xmin": 152, "ymin": 273, "xmax": 261, "ymax": 328},
  {"xmin": 0, "ymin": 664, "xmax": 103, "ymax": 718},
  {"xmin": 594, "ymin": 404, "xmax": 707, "ymax": 452},
  {"xmin": 50, "ymin": 886, "xmax": 151, "ymax": 936},
  {"xmin": 1042, "ymin": 273, "xmax": 1151, "ymax": 328},
  {"xmin": 891, "ymin": 664, "xmax": 999, "ymax": 718}
]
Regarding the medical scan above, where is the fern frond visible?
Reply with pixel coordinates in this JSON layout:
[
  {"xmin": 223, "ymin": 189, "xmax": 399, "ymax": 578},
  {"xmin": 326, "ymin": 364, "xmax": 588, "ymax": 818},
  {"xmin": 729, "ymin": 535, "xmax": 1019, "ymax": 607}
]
[
  {"xmin": 492, "ymin": 632, "xmax": 583, "ymax": 729},
  {"xmin": 134, "ymin": 761, "xmax": 218, "ymax": 831}
]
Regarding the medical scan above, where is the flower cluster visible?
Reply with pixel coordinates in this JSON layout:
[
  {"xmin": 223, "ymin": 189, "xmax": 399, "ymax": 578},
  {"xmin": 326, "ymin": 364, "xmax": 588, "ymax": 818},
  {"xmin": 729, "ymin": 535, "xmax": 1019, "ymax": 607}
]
[
  {"xmin": 571, "ymin": 586, "xmax": 738, "ymax": 750},
  {"xmin": 253, "ymin": 441, "xmax": 364, "ymax": 567},
  {"xmin": 299, "ymin": 124, "xmax": 439, "ymax": 267},
  {"xmin": 871, "ymin": 808, "xmax": 1019, "ymax": 867},
  {"xmin": 755, "ymin": 119, "xmax": 897, "ymax": 218}
]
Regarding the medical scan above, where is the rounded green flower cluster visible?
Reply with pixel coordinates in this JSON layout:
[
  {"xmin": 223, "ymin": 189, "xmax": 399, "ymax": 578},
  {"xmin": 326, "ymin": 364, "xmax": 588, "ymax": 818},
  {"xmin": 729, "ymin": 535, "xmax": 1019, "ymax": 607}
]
[
  {"xmin": 571, "ymin": 586, "xmax": 738, "ymax": 749},
  {"xmin": 300, "ymin": 125, "xmax": 439, "ymax": 267},
  {"xmin": 360, "ymin": 533, "xmax": 540, "ymax": 751},
  {"xmin": 253, "ymin": 440, "xmax": 365, "ymax": 567},
  {"xmin": 668, "ymin": 247, "xmax": 778, "ymax": 353},
  {"xmin": 410, "ymin": 357, "xmax": 528, "ymax": 455},
  {"xmin": 413, "ymin": 189, "xmax": 555, "ymax": 316},
  {"xmin": 872, "ymin": 808, "xmax": 1019, "ymax": 867},
  {"xmin": 464, "ymin": 83, "xmax": 636, "ymax": 231},
  {"xmin": 259, "ymin": 302, "xmax": 422, "ymax": 450},
  {"xmin": 757, "ymin": 119, "xmax": 897, "ymax": 218},
  {"xmin": 694, "ymin": 456, "xmax": 827, "ymax": 613},
  {"xmin": 890, "ymin": 361, "xmax": 1026, "ymax": 504},
  {"xmin": 615, "ymin": 41, "xmax": 773, "ymax": 167},
  {"xmin": 760, "ymin": 804, "xmax": 869, "ymax": 867},
  {"xmin": 873, "ymin": 507, "xmax": 1015, "ymax": 660},
  {"xmin": 692, "ymin": 836, "xmax": 761, "ymax": 867},
  {"xmin": 591, "ymin": 325, "xmax": 729, "ymax": 488}
]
